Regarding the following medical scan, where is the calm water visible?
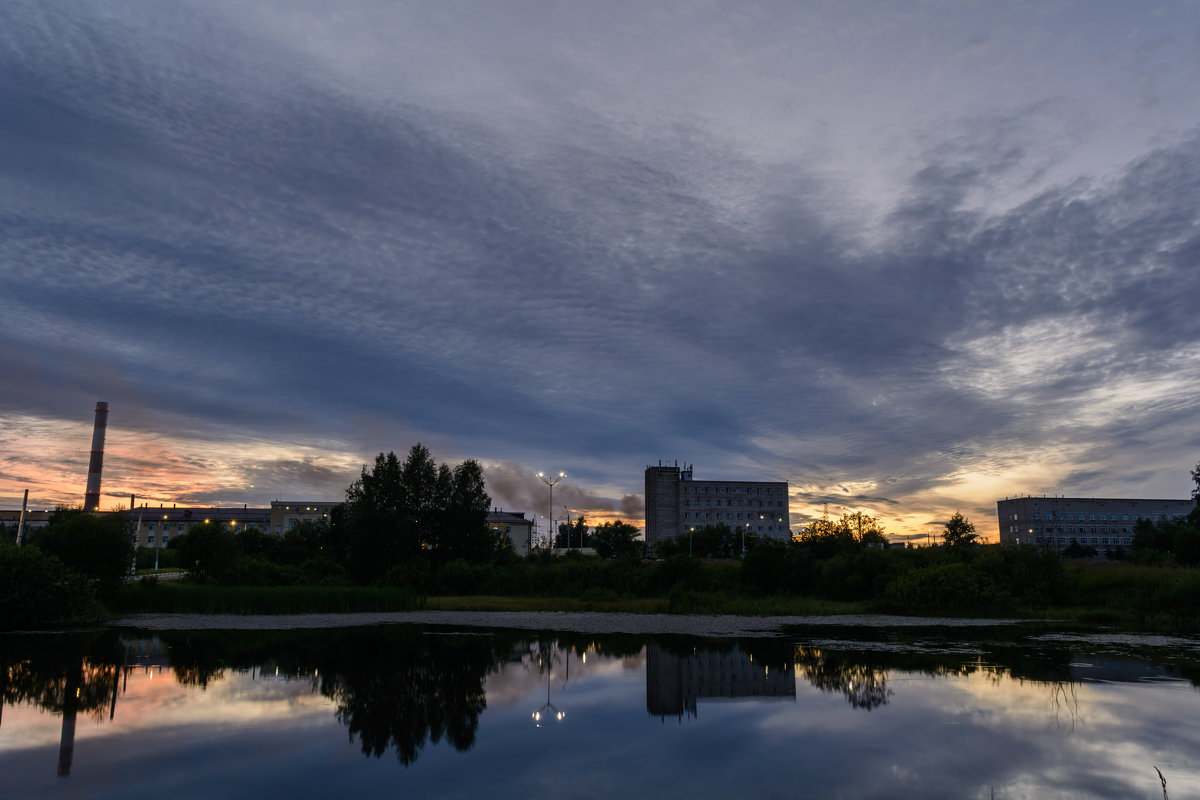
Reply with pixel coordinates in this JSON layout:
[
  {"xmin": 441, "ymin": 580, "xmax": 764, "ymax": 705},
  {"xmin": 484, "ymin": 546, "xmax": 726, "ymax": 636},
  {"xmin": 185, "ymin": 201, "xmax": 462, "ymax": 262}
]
[{"xmin": 2, "ymin": 623, "xmax": 1199, "ymax": 799}]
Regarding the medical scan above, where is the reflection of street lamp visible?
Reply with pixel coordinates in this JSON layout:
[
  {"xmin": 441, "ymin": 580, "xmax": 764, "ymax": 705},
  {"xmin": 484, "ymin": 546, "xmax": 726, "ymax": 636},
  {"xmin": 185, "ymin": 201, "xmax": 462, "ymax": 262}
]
[
  {"xmin": 531, "ymin": 646, "xmax": 565, "ymax": 727},
  {"xmin": 536, "ymin": 472, "xmax": 564, "ymax": 550}
]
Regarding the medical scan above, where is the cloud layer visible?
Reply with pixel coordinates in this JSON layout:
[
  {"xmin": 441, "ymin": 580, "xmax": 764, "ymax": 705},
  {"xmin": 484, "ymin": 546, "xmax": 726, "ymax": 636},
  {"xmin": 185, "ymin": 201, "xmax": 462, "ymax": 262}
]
[{"xmin": 2, "ymin": 1, "xmax": 1199, "ymax": 537}]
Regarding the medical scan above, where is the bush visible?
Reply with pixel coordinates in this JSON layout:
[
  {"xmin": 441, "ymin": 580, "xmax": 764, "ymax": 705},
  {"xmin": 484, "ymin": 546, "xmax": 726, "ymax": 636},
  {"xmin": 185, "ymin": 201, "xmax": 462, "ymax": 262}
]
[
  {"xmin": 32, "ymin": 511, "xmax": 134, "ymax": 599},
  {"xmin": 882, "ymin": 563, "xmax": 1011, "ymax": 615},
  {"xmin": 136, "ymin": 546, "xmax": 182, "ymax": 570},
  {"xmin": 173, "ymin": 523, "xmax": 240, "ymax": 582},
  {"xmin": 0, "ymin": 546, "xmax": 106, "ymax": 629}
]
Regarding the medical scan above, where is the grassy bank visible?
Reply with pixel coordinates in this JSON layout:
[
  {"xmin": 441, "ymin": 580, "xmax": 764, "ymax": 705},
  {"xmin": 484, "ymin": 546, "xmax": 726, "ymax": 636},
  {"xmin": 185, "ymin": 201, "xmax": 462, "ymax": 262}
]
[
  {"xmin": 112, "ymin": 582, "xmax": 424, "ymax": 615},
  {"xmin": 425, "ymin": 594, "xmax": 867, "ymax": 616},
  {"xmin": 100, "ymin": 555, "xmax": 1200, "ymax": 631}
]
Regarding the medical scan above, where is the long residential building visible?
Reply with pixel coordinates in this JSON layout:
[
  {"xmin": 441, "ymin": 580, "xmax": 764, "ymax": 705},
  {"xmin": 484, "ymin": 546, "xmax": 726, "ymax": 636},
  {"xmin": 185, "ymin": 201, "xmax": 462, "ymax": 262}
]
[
  {"xmin": 996, "ymin": 496, "xmax": 1193, "ymax": 550},
  {"xmin": 644, "ymin": 462, "xmax": 790, "ymax": 544}
]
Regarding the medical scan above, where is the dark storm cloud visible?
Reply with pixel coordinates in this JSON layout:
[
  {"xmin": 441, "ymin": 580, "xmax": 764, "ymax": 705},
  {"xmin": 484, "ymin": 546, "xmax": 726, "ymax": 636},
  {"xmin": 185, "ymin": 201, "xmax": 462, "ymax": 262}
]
[{"xmin": 2, "ymin": 1, "xmax": 1199, "ymax": 524}]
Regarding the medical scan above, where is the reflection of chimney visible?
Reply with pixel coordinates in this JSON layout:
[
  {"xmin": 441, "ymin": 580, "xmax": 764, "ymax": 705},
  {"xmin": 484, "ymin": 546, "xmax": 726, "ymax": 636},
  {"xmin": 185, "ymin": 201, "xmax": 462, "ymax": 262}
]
[
  {"xmin": 83, "ymin": 402, "xmax": 108, "ymax": 511},
  {"xmin": 58, "ymin": 659, "xmax": 82, "ymax": 777}
]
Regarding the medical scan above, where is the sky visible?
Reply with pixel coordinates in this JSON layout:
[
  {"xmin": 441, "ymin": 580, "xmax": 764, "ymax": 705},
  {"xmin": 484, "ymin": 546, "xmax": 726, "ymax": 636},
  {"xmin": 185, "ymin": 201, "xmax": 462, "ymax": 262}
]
[{"xmin": 2, "ymin": 0, "xmax": 1199, "ymax": 543}]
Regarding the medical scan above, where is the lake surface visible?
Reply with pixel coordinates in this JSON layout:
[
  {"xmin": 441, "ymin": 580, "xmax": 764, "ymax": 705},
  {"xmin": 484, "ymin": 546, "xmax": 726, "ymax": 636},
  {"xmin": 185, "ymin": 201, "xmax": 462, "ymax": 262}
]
[{"xmin": 2, "ymin": 620, "xmax": 1199, "ymax": 799}]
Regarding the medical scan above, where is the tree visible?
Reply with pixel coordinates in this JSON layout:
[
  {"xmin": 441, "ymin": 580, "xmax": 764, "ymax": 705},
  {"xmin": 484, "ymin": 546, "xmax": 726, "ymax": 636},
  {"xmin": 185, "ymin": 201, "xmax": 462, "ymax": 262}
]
[
  {"xmin": 440, "ymin": 459, "xmax": 493, "ymax": 562},
  {"xmin": 341, "ymin": 445, "xmax": 497, "ymax": 578},
  {"xmin": 32, "ymin": 510, "xmax": 135, "ymax": 598},
  {"xmin": 557, "ymin": 515, "xmax": 589, "ymax": 549},
  {"xmin": 942, "ymin": 512, "xmax": 978, "ymax": 547},
  {"xmin": 591, "ymin": 520, "xmax": 640, "ymax": 559},
  {"xmin": 796, "ymin": 510, "xmax": 886, "ymax": 554},
  {"xmin": 342, "ymin": 450, "xmax": 409, "ymax": 580},
  {"xmin": 843, "ymin": 511, "xmax": 888, "ymax": 547},
  {"xmin": 174, "ymin": 521, "xmax": 240, "ymax": 582}
]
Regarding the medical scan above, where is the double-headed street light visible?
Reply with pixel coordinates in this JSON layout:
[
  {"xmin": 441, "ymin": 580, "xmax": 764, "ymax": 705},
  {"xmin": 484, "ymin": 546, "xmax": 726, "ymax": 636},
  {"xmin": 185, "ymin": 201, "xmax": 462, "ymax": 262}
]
[{"xmin": 537, "ymin": 471, "xmax": 564, "ymax": 550}]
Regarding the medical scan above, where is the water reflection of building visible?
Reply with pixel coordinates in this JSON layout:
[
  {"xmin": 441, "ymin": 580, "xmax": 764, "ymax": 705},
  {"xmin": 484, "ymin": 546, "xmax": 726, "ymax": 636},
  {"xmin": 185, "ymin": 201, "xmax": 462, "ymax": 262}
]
[{"xmin": 646, "ymin": 644, "xmax": 795, "ymax": 720}]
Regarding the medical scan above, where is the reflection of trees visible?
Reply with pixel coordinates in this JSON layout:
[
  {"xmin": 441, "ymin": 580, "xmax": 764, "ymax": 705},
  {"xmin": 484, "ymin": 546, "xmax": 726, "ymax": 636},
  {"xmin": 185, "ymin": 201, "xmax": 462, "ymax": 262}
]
[
  {"xmin": 154, "ymin": 626, "xmax": 513, "ymax": 767},
  {"xmin": 786, "ymin": 631, "xmax": 1098, "ymax": 718},
  {"xmin": 793, "ymin": 648, "xmax": 891, "ymax": 710},
  {"xmin": 0, "ymin": 632, "xmax": 126, "ymax": 777},
  {"xmin": 0, "ymin": 633, "xmax": 123, "ymax": 717},
  {"xmin": 319, "ymin": 630, "xmax": 500, "ymax": 765}
]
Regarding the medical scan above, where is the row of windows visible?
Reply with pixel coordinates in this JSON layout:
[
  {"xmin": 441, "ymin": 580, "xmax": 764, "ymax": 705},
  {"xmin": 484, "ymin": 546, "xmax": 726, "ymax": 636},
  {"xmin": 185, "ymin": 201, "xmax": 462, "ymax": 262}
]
[
  {"xmin": 682, "ymin": 523, "xmax": 779, "ymax": 533},
  {"xmin": 1023, "ymin": 512, "xmax": 1184, "ymax": 522},
  {"xmin": 684, "ymin": 499, "xmax": 784, "ymax": 508},
  {"xmin": 683, "ymin": 486, "xmax": 785, "ymax": 495},
  {"xmin": 146, "ymin": 535, "xmax": 169, "ymax": 545},
  {"xmin": 1036, "ymin": 537, "xmax": 1132, "ymax": 546},
  {"xmin": 1023, "ymin": 526, "xmax": 1130, "ymax": 535},
  {"xmin": 685, "ymin": 512, "xmax": 785, "ymax": 523}
]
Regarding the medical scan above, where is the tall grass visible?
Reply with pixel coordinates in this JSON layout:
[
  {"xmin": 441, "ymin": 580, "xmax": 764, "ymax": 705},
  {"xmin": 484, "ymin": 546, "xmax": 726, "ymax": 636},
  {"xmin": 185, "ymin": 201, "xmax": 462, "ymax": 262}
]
[{"xmin": 114, "ymin": 582, "xmax": 423, "ymax": 615}]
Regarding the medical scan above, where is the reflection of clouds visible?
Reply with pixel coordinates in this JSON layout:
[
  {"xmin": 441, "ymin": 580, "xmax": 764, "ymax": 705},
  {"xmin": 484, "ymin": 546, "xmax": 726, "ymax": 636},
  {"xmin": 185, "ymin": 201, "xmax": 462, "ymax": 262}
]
[
  {"xmin": 483, "ymin": 642, "xmax": 642, "ymax": 710},
  {"xmin": 763, "ymin": 667, "xmax": 1200, "ymax": 797}
]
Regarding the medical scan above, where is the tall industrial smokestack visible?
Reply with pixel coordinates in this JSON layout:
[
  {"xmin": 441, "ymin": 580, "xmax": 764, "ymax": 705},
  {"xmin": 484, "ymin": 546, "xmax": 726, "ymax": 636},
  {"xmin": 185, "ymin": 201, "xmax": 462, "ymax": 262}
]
[{"xmin": 83, "ymin": 401, "xmax": 108, "ymax": 511}]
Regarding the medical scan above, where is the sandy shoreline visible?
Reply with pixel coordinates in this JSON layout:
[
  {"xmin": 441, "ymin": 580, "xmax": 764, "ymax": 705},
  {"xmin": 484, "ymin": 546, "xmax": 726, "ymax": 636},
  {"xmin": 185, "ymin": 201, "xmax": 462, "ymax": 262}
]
[{"xmin": 106, "ymin": 611, "xmax": 1028, "ymax": 636}]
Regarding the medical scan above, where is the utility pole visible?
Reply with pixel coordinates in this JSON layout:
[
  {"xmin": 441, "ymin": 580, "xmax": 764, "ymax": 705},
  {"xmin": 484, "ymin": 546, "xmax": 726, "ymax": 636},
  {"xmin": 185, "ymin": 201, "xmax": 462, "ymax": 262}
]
[{"xmin": 15, "ymin": 488, "xmax": 28, "ymax": 547}]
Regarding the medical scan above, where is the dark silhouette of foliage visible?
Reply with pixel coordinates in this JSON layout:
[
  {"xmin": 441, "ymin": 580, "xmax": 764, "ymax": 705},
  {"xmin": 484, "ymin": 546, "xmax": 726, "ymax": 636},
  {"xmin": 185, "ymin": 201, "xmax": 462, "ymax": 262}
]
[
  {"xmin": 31, "ymin": 510, "xmax": 134, "ymax": 598},
  {"xmin": 942, "ymin": 511, "xmax": 978, "ymax": 548},
  {"xmin": 0, "ymin": 544, "xmax": 105, "ymax": 629},
  {"xmin": 173, "ymin": 521, "xmax": 240, "ymax": 582},
  {"xmin": 341, "ymin": 445, "xmax": 494, "ymax": 581},
  {"xmin": 592, "ymin": 520, "xmax": 640, "ymax": 558}
]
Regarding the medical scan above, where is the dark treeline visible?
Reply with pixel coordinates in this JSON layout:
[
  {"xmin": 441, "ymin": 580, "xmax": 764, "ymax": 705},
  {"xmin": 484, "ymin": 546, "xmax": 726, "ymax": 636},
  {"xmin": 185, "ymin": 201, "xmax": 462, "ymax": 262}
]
[{"xmin": 5, "ymin": 455, "xmax": 1200, "ymax": 630}]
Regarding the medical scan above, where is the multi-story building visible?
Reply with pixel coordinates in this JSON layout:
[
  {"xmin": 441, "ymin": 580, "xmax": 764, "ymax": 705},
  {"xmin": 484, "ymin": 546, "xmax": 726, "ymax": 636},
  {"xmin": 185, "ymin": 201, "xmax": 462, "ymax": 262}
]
[
  {"xmin": 269, "ymin": 500, "xmax": 339, "ymax": 534},
  {"xmin": 0, "ymin": 509, "xmax": 53, "ymax": 544},
  {"xmin": 996, "ymin": 496, "xmax": 1193, "ymax": 551},
  {"xmin": 487, "ymin": 509, "xmax": 534, "ymax": 557},
  {"xmin": 644, "ymin": 462, "xmax": 790, "ymax": 544},
  {"xmin": 131, "ymin": 505, "xmax": 272, "ymax": 548}
]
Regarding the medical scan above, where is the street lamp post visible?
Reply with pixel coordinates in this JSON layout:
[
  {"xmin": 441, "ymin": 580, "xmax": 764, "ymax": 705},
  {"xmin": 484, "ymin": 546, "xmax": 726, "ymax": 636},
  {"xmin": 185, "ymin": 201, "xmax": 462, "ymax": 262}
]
[
  {"xmin": 537, "ymin": 472, "xmax": 564, "ymax": 551},
  {"xmin": 156, "ymin": 514, "xmax": 167, "ymax": 571}
]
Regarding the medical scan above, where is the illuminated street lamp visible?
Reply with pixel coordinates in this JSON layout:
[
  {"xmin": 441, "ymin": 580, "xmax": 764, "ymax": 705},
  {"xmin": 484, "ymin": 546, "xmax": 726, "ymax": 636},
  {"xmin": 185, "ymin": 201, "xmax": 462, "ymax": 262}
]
[{"xmin": 536, "ymin": 472, "xmax": 564, "ymax": 550}]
